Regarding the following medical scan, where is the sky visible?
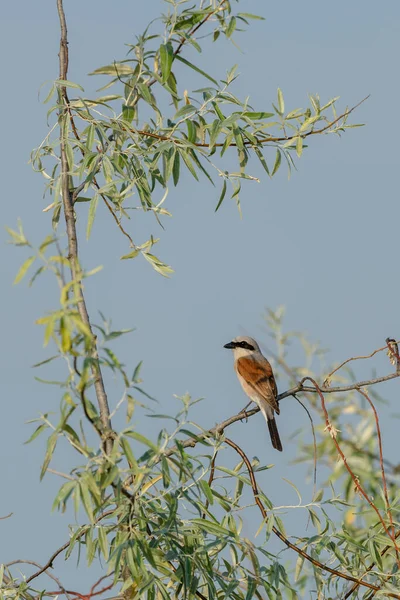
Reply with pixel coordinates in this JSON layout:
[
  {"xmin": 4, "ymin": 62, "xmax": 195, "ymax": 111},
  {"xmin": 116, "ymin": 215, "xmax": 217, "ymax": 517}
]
[{"xmin": 1, "ymin": 0, "xmax": 400, "ymax": 594}]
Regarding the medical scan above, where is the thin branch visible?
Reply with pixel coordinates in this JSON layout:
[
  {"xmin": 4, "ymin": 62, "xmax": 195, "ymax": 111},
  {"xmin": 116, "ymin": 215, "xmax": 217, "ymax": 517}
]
[
  {"xmin": 6, "ymin": 560, "xmax": 71, "ymax": 600},
  {"xmin": 323, "ymin": 338, "xmax": 399, "ymax": 385},
  {"xmin": 24, "ymin": 509, "xmax": 115, "ymax": 585},
  {"xmin": 160, "ymin": 368, "xmax": 400, "ymax": 460},
  {"xmin": 223, "ymin": 437, "xmax": 399, "ymax": 597},
  {"xmin": 125, "ymin": 95, "xmax": 369, "ymax": 148},
  {"xmin": 56, "ymin": 0, "xmax": 113, "ymax": 453}
]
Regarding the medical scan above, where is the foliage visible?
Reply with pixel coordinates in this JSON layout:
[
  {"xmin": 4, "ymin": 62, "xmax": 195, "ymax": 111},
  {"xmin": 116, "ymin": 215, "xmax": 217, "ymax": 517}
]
[{"xmin": 6, "ymin": 2, "xmax": 399, "ymax": 600}]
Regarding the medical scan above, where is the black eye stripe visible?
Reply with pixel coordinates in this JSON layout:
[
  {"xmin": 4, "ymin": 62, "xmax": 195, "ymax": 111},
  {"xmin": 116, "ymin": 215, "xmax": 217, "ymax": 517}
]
[{"xmin": 237, "ymin": 341, "xmax": 255, "ymax": 351}]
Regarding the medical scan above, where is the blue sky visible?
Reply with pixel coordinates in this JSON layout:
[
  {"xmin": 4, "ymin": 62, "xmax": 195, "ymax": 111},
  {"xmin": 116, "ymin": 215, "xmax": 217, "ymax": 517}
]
[{"xmin": 1, "ymin": 0, "xmax": 400, "ymax": 593}]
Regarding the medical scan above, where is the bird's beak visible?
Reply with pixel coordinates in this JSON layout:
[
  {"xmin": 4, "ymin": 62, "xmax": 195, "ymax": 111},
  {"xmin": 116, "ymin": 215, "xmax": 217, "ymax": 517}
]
[{"xmin": 224, "ymin": 341, "xmax": 235, "ymax": 349}]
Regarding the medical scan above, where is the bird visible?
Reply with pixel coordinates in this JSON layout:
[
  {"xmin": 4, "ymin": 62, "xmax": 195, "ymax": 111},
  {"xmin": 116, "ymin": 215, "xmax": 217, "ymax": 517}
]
[{"xmin": 224, "ymin": 336, "xmax": 282, "ymax": 451}]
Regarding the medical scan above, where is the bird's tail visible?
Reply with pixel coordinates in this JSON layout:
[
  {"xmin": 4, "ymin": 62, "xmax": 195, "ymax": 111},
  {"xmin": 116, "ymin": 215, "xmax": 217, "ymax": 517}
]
[
  {"xmin": 267, "ymin": 416, "xmax": 283, "ymax": 452},
  {"xmin": 258, "ymin": 400, "xmax": 283, "ymax": 451}
]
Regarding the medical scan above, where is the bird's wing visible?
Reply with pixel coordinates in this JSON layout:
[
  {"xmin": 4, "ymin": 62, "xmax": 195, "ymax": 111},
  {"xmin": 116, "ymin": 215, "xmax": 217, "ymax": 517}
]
[{"xmin": 236, "ymin": 356, "xmax": 279, "ymax": 414}]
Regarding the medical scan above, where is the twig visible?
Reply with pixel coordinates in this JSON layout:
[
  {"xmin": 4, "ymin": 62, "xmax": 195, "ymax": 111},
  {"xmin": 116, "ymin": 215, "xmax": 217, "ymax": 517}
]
[
  {"xmin": 7, "ymin": 559, "xmax": 71, "ymax": 599},
  {"xmin": 323, "ymin": 339, "xmax": 399, "ymax": 385},
  {"xmin": 24, "ymin": 509, "xmax": 115, "ymax": 585}
]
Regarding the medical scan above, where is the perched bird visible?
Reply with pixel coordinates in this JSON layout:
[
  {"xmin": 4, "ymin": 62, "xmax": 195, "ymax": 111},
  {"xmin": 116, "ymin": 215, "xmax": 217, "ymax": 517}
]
[{"xmin": 224, "ymin": 336, "xmax": 282, "ymax": 451}]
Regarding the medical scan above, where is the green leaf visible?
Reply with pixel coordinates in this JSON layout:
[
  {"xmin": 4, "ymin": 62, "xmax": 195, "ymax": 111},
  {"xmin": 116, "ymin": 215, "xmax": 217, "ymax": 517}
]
[
  {"xmin": 55, "ymin": 79, "xmax": 84, "ymax": 91},
  {"xmin": 122, "ymin": 104, "xmax": 135, "ymax": 123},
  {"xmin": 124, "ymin": 430, "xmax": 158, "ymax": 452},
  {"xmin": 175, "ymin": 55, "xmax": 218, "ymax": 86},
  {"xmin": 174, "ymin": 104, "xmax": 196, "ymax": 120},
  {"xmin": 172, "ymin": 151, "xmax": 180, "ymax": 186},
  {"xmin": 160, "ymin": 42, "xmax": 173, "ymax": 83},
  {"xmin": 121, "ymin": 249, "xmax": 140, "ymax": 260},
  {"xmin": 271, "ymin": 148, "xmax": 282, "ymax": 176},
  {"xmin": 226, "ymin": 17, "xmax": 237, "ymax": 38},
  {"xmin": 199, "ymin": 479, "xmax": 214, "ymax": 505},
  {"xmin": 215, "ymin": 179, "xmax": 227, "ymax": 212},
  {"xmin": 296, "ymin": 135, "xmax": 303, "ymax": 157},
  {"xmin": 86, "ymin": 194, "xmax": 99, "ymax": 240},
  {"xmin": 25, "ymin": 423, "xmax": 48, "ymax": 444},
  {"xmin": 137, "ymin": 82, "xmax": 153, "ymax": 105},
  {"xmin": 241, "ymin": 111, "xmax": 274, "ymax": 120},
  {"xmin": 237, "ymin": 12, "xmax": 265, "ymax": 20},
  {"xmin": 14, "ymin": 255, "xmax": 36, "ymax": 284},
  {"xmin": 277, "ymin": 88, "xmax": 285, "ymax": 114},
  {"xmin": 98, "ymin": 526, "xmax": 109, "ymax": 560},
  {"xmin": 253, "ymin": 146, "xmax": 270, "ymax": 176},
  {"xmin": 79, "ymin": 481, "xmax": 94, "ymax": 523},
  {"xmin": 89, "ymin": 63, "xmax": 135, "ymax": 76},
  {"xmin": 40, "ymin": 432, "xmax": 58, "ymax": 479},
  {"xmin": 191, "ymin": 518, "xmax": 233, "ymax": 537}
]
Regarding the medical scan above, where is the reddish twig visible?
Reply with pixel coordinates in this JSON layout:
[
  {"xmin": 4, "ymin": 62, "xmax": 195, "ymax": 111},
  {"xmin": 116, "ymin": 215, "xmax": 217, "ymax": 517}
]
[{"xmin": 324, "ymin": 338, "xmax": 400, "ymax": 385}]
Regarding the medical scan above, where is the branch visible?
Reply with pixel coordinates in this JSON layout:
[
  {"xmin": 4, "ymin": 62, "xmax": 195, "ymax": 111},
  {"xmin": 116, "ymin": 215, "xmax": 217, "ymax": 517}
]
[
  {"xmin": 161, "ymin": 368, "xmax": 400, "ymax": 460},
  {"xmin": 24, "ymin": 510, "xmax": 115, "ymax": 585},
  {"xmin": 124, "ymin": 95, "xmax": 369, "ymax": 148},
  {"xmin": 224, "ymin": 437, "xmax": 400, "ymax": 597},
  {"xmin": 56, "ymin": 0, "xmax": 113, "ymax": 453}
]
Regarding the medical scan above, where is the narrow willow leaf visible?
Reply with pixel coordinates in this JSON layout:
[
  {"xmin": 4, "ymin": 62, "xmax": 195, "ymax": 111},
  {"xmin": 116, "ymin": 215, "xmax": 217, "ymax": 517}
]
[
  {"xmin": 25, "ymin": 423, "xmax": 48, "ymax": 444},
  {"xmin": 98, "ymin": 526, "xmax": 109, "ymax": 560},
  {"xmin": 124, "ymin": 430, "xmax": 158, "ymax": 452},
  {"xmin": 14, "ymin": 256, "xmax": 36, "ymax": 284},
  {"xmin": 55, "ymin": 79, "xmax": 84, "ymax": 91},
  {"xmin": 215, "ymin": 179, "xmax": 227, "ymax": 212},
  {"xmin": 209, "ymin": 119, "xmax": 222, "ymax": 149},
  {"xmin": 179, "ymin": 150, "xmax": 198, "ymax": 180},
  {"xmin": 254, "ymin": 146, "xmax": 270, "ymax": 175},
  {"xmin": 79, "ymin": 481, "xmax": 94, "ymax": 523},
  {"xmin": 277, "ymin": 88, "xmax": 285, "ymax": 114},
  {"xmin": 86, "ymin": 195, "xmax": 99, "ymax": 240},
  {"xmin": 52, "ymin": 480, "xmax": 76, "ymax": 511},
  {"xmin": 160, "ymin": 42, "xmax": 173, "ymax": 83},
  {"xmin": 175, "ymin": 55, "xmax": 218, "ymax": 86},
  {"xmin": 89, "ymin": 63, "xmax": 134, "ymax": 76},
  {"xmin": 226, "ymin": 17, "xmax": 237, "ymax": 38},
  {"xmin": 137, "ymin": 82, "xmax": 153, "ymax": 105},
  {"xmin": 296, "ymin": 136, "xmax": 303, "ymax": 157},
  {"xmin": 271, "ymin": 149, "xmax": 282, "ymax": 176},
  {"xmin": 237, "ymin": 12, "xmax": 265, "ymax": 20},
  {"xmin": 120, "ymin": 437, "xmax": 138, "ymax": 471},
  {"xmin": 199, "ymin": 479, "xmax": 214, "ymax": 505},
  {"xmin": 122, "ymin": 104, "xmax": 135, "ymax": 123},
  {"xmin": 174, "ymin": 104, "xmax": 196, "ymax": 120},
  {"xmin": 86, "ymin": 124, "xmax": 95, "ymax": 151},
  {"xmin": 241, "ymin": 111, "xmax": 274, "ymax": 120},
  {"xmin": 172, "ymin": 151, "xmax": 180, "ymax": 186},
  {"xmin": 191, "ymin": 518, "xmax": 233, "ymax": 537},
  {"xmin": 121, "ymin": 249, "xmax": 140, "ymax": 260},
  {"xmin": 40, "ymin": 432, "xmax": 58, "ymax": 480}
]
